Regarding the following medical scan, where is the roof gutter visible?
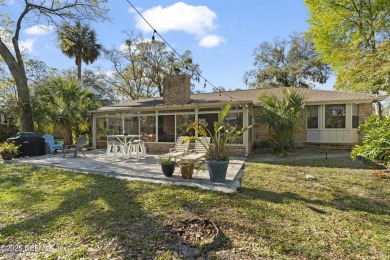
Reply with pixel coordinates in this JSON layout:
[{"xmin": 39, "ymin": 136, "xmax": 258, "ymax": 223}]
[{"xmin": 91, "ymin": 100, "xmax": 254, "ymax": 115}]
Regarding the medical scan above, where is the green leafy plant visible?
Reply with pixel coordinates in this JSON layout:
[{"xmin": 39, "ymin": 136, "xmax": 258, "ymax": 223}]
[
  {"xmin": 184, "ymin": 103, "xmax": 251, "ymax": 161},
  {"xmin": 259, "ymin": 88, "xmax": 305, "ymax": 154},
  {"xmin": 351, "ymin": 115, "xmax": 390, "ymax": 168},
  {"xmin": 159, "ymin": 157, "xmax": 174, "ymax": 165},
  {"xmin": 0, "ymin": 142, "xmax": 20, "ymax": 160},
  {"xmin": 179, "ymin": 159, "xmax": 204, "ymax": 171}
]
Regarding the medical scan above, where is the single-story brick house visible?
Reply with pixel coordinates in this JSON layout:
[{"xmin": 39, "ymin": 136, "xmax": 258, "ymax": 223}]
[{"xmin": 91, "ymin": 74, "xmax": 388, "ymax": 155}]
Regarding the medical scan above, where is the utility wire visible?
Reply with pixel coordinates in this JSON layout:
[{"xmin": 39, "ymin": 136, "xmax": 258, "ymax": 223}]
[{"xmin": 125, "ymin": 0, "xmax": 241, "ymax": 101}]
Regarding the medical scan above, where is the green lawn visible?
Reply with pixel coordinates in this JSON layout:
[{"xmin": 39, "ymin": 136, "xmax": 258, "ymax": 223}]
[{"xmin": 0, "ymin": 156, "xmax": 389, "ymax": 259}]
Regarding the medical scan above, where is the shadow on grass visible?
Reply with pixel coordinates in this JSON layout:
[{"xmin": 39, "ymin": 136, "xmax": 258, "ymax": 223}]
[
  {"xmin": 0, "ymin": 167, "xmax": 177, "ymax": 258},
  {"xmin": 248, "ymin": 151, "xmax": 381, "ymax": 170},
  {"xmin": 239, "ymin": 186, "xmax": 390, "ymax": 218}
]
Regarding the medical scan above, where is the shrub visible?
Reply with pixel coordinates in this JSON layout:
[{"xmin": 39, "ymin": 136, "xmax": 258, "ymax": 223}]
[{"xmin": 351, "ymin": 115, "xmax": 390, "ymax": 168}]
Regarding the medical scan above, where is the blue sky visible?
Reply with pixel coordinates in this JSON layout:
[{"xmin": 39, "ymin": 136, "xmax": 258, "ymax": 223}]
[{"xmin": 5, "ymin": 0, "xmax": 335, "ymax": 92}]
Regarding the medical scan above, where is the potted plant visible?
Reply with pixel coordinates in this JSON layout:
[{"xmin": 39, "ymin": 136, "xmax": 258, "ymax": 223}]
[
  {"xmin": 179, "ymin": 160, "xmax": 197, "ymax": 179},
  {"xmin": 0, "ymin": 141, "xmax": 20, "ymax": 161},
  {"xmin": 160, "ymin": 157, "xmax": 175, "ymax": 177},
  {"xmin": 184, "ymin": 103, "xmax": 251, "ymax": 182}
]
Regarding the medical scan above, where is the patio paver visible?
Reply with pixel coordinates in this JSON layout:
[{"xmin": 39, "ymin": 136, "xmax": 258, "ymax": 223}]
[{"xmin": 6, "ymin": 150, "xmax": 246, "ymax": 193}]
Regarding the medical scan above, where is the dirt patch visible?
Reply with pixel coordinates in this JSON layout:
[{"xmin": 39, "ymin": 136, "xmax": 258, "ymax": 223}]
[{"xmin": 167, "ymin": 218, "xmax": 228, "ymax": 258}]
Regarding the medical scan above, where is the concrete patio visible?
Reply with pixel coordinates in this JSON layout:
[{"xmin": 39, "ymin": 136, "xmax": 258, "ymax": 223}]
[{"xmin": 7, "ymin": 150, "xmax": 246, "ymax": 193}]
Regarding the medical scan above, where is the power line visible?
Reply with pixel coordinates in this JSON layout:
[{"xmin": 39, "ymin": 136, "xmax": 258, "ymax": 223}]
[
  {"xmin": 125, "ymin": 0, "xmax": 242, "ymax": 101},
  {"xmin": 125, "ymin": 1, "xmax": 218, "ymax": 87}
]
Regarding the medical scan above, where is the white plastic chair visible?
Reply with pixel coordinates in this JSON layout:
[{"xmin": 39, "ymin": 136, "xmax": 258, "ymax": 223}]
[
  {"xmin": 159, "ymin": 136, "xmax": 189, "ymax": 162},
  {"xmin": 127, "ymin": 140, "xmax": 146, "ymax": 159},
  {"xmin": 105, "ymin": 137, "xmax": 126, "ymax": 160}
]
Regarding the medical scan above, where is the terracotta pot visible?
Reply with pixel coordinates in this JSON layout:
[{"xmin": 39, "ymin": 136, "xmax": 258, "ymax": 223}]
[
  {"xmin": 140, "ymin": 135, "xmax": 149, "ymax": 142},
  {"xmin": 180, "ymin": 164, "xmax": 194, "ymax": 179}
]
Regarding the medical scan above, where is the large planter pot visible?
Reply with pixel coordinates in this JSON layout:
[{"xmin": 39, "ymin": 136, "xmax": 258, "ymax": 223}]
[
  {"xmin": 206, "ymin": 160, "xmax": 229, "ymax": 182},
  {"xmin": 180, "ymin": 164, "xmax": 194, "ymax": 179},
  {"xmin": 161, "ymin": 163, "xmax": 175, "ymax": 177}
]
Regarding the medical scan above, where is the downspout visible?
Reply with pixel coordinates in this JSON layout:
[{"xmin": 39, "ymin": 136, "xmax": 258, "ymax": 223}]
[{"xmin": 373, "ymin": 100, "xmax": 382, "ymax": 116}]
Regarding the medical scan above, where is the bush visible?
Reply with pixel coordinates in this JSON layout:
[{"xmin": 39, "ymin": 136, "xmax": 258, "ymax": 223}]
[
  {"xmin": 351, "ymin": 115, "xmax": 390, "ymax": 167},
  {"xmin": 0, "ymin": 141, "xmax": 20, "ymax": 160}
]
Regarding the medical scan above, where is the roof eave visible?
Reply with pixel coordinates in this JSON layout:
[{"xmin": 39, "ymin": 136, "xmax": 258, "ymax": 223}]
[{"xmin": 91, "ymin": 100, "xmax": 254, "ymax": 115}]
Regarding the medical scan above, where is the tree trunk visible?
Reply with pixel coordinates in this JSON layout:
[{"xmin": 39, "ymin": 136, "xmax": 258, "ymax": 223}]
[
  {"xmin": 0, "ymin": 41, "xmax": 34, "ymax": 132},
  {"xmin": 77, "ymin": 57, "xmax": 82, "ymax": 81},
  {"xmin": 14, "ymin": 69, "xmax": 34, "ymax": 132},
  {"xmin": 63, "ymin": 124, "xmax": 73, "ymax": 145}
]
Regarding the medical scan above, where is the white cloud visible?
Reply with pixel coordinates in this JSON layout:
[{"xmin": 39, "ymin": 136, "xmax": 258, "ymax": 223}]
[
  {"xmin": 119, "ymin": 42, "xmax": 128, "ymax": 53},
  {"xmin": 0, "ymin": 27, "xmax": 12, "ymax": 48},
  {"xmin": 128, "ymin": 7, "xmax": 142, "ymax": 14},
  {"xmin": 199, "ymin": 34, "xmax": 225, "ymax": 48},
  {"xmin": 19, "ymin": 38, "xmax": 36, "ymax": 53},
  {"xmin": 134, "ymin": 2, "xmax": 223, "ymax": 47},
  {"xmin": 24, "ymin": 25, "xmax": 53, "ymax": 36},
  {"xmin": 7, "ymin": 0, "xmax": 15, "ymax": 4}
]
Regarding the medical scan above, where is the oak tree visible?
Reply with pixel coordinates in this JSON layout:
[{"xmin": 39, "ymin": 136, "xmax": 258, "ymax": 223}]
[
  {"xmin": 101, "ymin": 32, "xmax": 200, "ymax": 100},
  {"xmin": 0, "ymin": 0, "xmax": 108, "ymax": 131},
  {"xmin": 244, "ymin": 32, "xmax": 330, "ymax": 89}
]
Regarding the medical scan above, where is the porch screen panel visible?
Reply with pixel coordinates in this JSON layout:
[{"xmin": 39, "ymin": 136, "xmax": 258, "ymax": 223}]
[
  {"xmin": 198, "ymin": 113, "xmax": 218, "ymax": 138},
  {"xmin": 124, "ymin": 117, "xmax": 139, "ymax": 135},
  {"xmin": 158, "ymin": 115, "xmax": 175, "ymax": 142},
  {"xmin": 225, "ymin": 112, "xmax": 244, "ymax": 144},
  {"xmin": 140, "ymin": 116, "xmax": 156, "ymax": 142},
  {"xmin": 325, "ymin": 104, "xmax": 346, "ymax": 128},
  {"xmin": 176, "ymin": 114, "xmax": 195, "ymax": 137},
  {"xmin": 107, "ymin": 118, "xmax": 122, "ymax": 135},
  {"xmin": 96, "ymin": 118, "xmax": 107, "ymax": 141}
]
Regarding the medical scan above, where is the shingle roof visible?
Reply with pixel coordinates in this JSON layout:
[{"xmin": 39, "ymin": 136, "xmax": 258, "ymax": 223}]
[{"xmin": 95, "ymin": 87, "xmax": 388, "ymax": 112}]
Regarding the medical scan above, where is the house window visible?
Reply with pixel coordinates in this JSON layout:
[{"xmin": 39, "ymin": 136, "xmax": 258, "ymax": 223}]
[
  {"xmin": 306, "ymin": 106, "xmax": 318, "ymax": 129},
  {"xmin": 352, "ymin": 104, "xmax": 359, "ymax": 128},
  {"xmin": 325, "ymin": 104, "xmax": 346, "ymax": 128}
]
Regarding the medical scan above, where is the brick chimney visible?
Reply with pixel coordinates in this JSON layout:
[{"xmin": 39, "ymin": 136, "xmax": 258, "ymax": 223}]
[{"xmin": 163, "ymin": 74, "xmax": 191, "ymax": 105}]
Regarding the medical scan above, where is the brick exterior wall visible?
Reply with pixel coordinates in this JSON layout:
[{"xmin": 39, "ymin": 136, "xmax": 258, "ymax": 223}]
[
  {"xmin": 163, "ymin": 74, "xmax": 191, "ymax": 105},
  {"xmin": 251, "ymin": 103, "xmax": 374, "ymax": 149},
  {"xmin": 144, "ymin": 142, "xmax": 245, "ymax": 156},
  {"xmin": 357, "ymin": 103, "xmax": 373, "ymax": 143},
  {"xmin": 144, "ymin": 143, "xmax": 176, "ymax": 154}
]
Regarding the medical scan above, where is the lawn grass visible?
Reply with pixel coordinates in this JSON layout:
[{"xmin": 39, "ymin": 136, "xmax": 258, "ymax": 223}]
[{"xmin": 0, "ymin": 155, "xmax": 389, "ymax": 259}]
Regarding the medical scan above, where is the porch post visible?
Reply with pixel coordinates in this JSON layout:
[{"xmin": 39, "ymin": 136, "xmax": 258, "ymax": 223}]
[
  {"xmin": 243, "ymin": 105, "xmax": 249, "ymax": 156},
  {"xmin": 92, "ymin": 115, "xmax": 97, "ymax": 149}
]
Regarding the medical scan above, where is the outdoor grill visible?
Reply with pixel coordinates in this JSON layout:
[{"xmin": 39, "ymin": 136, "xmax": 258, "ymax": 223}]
[{"xmin": 7, "ymin": 132, "xmax": 46, "ymax": 157}]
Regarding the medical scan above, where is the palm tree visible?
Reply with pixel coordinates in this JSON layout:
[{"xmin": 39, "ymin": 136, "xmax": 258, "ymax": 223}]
[
  {"xmin": 259, "ymin": 88, "xmax": 305, "ymax": 154},
  {"xmin": 35, "ymin": 76, "xmax": 100, "ymax": 144},
  {"xmin": 58, "ymin": 21, "xmax": 102, "ymax": 81}
]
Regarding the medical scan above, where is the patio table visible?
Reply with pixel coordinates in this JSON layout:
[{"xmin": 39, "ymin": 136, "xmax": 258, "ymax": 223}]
[{"xmin": 107, "ymin": 135, "xmax": 140, "ymax": 156}]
